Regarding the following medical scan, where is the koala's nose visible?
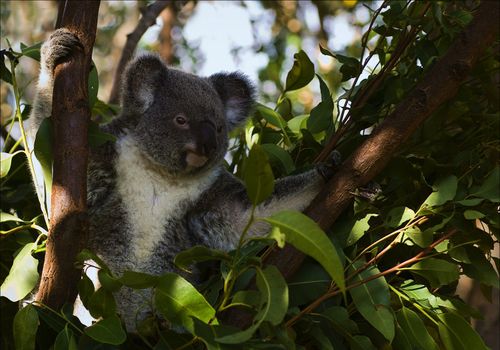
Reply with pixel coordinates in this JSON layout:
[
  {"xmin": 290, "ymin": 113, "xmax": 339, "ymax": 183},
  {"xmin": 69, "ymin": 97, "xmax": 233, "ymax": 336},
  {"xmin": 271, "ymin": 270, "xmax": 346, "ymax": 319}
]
[{"xmin": 196, "ymin": 120, "xmax": 217, "ymax": 156}]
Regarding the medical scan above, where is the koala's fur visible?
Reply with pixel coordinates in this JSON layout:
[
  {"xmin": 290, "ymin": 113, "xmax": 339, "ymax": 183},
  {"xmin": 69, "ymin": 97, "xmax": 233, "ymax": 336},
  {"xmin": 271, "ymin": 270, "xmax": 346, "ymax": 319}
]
[{"xmin": 30, "ymin": 29, "xmax": 330, "ymax": 331}]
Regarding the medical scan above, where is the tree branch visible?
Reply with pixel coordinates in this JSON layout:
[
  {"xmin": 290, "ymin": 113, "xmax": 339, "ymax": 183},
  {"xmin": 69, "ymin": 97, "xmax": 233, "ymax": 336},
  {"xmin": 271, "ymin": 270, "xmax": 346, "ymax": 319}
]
[
  {"xmin": 226, "ymin": 0, "xmax": 499, "ymax": 328},
  {"xmin": 108, "ymin": 0, "xmax": 171, "ymax": 105},
  {"xmin": 35, "ymin": 0, "xmax": 100, "ymax": 310}
]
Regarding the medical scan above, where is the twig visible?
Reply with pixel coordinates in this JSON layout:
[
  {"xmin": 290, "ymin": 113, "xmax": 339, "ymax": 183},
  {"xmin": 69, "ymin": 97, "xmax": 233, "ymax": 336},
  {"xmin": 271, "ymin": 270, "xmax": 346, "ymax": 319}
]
[{"xmin": 108, "ymin": 1, "xmax": 171, "ymax": 104}]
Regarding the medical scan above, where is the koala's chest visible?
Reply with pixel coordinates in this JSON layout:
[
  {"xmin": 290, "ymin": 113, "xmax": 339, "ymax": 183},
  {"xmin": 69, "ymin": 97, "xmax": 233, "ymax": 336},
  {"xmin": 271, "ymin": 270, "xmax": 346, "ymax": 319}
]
[{"xmin": 114, "ymin": 137, "xmax": 217, "ymax": 265}]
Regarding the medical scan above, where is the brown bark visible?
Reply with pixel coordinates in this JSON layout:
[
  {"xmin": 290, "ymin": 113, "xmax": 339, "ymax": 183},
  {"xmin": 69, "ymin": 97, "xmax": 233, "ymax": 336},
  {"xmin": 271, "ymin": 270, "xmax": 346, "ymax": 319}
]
[
  {"xmin": 35, "ymin": 0, "xmax": 100, "ymax": 310},
  {"xmin": 159, "ymin": 5, "xmax": 176, "ymax": 65},
  {"xmin": 227, "ymin": 0, "xmax": 499, "ymax": 328},
  {"xmin": 108, "ymin": 0, "xmax": 171, "ymax": 105}
]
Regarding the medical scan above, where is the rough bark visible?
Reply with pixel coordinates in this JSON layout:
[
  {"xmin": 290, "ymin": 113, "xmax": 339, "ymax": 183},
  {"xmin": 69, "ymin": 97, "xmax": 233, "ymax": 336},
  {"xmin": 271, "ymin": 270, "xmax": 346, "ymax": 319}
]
[
  {"xmin": 108, "ymin": 0, "xmax": 171, "ymax": 105},
  {"xmin": 227, "ymin": 0, "xmax": 499, "ymax": 328},
  {"xmin": 35, "ymin": 0, "xmax": 100, "ymax": 310}
]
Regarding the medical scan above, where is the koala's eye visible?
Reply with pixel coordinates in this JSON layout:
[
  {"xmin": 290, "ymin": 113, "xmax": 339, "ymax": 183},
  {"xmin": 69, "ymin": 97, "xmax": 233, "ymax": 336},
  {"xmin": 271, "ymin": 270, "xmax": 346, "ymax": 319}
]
[{"xmin": 174, "ymin": 115, "xmax": 188, "ymax": 127}]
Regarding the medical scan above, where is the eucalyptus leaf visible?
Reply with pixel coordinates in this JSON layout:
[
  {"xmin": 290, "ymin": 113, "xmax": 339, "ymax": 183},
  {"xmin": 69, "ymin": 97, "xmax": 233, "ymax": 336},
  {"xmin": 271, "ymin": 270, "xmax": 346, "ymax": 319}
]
[
  {"xmin": 88, "ymin": 64, "xmax": 98, "ymax": 109},
  {"xmin": 405, "ymin": 258, "xmax": 460, "ymax": 288},
  {"xmin": 33, "ymin": 117, "xmax": 53, "ymax": 195},
  {"xmin": 84, "ymin": 315, "xmax": 126, "ymax": 345},
  {"xmin": 437, "ymin": 312, "xmax": 488, "ymax": 350},
  {"xmin": 422, "ymin": 175, "xmax": 458, "ymax": 208},
  {"xmin": 154, "ymin": 273, "xmax": 217, "ymax": 333},
  {"xmin": 1, "ymin": 151, "xmax": 22, "ymax": 177},
  {"xmin": 117, "ymin": 270, "xmax": 159, "ymax": 289},
  {"xmin": 349, "ymin": 261, "xmax": 394, "ymax": 341},
  {"xmin": 346, "ymin": 213, "xmax": 378, "ymax": 246},
  {"xmin": 0, "ymin": 242, "xmax": 39, "ymax": 301},
  {"xmin": 174, "ymin": 246, "xmax": 231, "ymax": 273},
  {"xmin": 215, "ymin": 266, "xmax": 288, "ymax": 344},
  {"xmin": 54, "ymin": 325, "xmax": 78, "ymax": 350},
  {"xmin": 471, "ymin": 166, "xmax": 499, "ymax": 202},
  {"xmin": 284, "ymin": 50, "xmax": 315, "ymax": 92},
  {"xmin": 263, "ymin": 210, "xmax": 345, "ymax": 292},
  {"xmin": 307, "ymin": 75, "xmax": 334, "ymax": 133},
  {"xmin": 13, "ymin": 304, "xmax": 39, "ymax": 350},
  {"xmin": 243, "ymin": 144, "xmax": 275, "ymax": 205},
  {"xmin": 385, "ymin": 207, "xmax": 416, "ymax": 228},
  {"xmin": 396, "ymin": 306, "xmax": 439, "ymax": 350},
  {"xmin": 260, "ymin": 143, "xmax": 295, "ymax": 175}
]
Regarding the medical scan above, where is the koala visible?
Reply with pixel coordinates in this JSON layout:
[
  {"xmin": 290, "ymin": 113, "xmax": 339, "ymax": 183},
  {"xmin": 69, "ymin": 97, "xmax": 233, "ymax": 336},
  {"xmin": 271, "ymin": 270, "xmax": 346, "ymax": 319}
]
[{"xmin": 30, "ymin": 29, "xmax": 335, "ymax": 331}]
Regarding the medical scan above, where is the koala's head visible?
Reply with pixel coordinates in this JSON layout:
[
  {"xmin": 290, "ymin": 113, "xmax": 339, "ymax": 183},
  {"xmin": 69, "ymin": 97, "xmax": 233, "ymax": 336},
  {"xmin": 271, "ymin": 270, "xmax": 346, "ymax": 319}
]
[{"xmin": 119, "ymin": 55, "xmax": 255, "ymax": 177}]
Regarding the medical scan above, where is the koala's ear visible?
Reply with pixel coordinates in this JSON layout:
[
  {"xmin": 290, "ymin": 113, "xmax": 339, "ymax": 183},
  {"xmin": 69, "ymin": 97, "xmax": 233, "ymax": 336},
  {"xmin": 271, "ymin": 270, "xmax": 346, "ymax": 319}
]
[
  {"xmin": 209, "ymin": 72, "xmax": 256, "ymax": 130},
  {"xmin": 121, "ymin": 55, "xmax": 167, "ymax": 114}
]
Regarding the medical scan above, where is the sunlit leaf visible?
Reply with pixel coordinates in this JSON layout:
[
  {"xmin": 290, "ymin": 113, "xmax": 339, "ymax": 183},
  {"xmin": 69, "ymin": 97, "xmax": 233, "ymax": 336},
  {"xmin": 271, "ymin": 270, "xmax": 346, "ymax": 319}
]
[
  {"xmin": 117, "ymin": 270, "xmax": 159, "ymax": 289},
  {"xmin": 422, "ymin": 175, "xmax": 458, "ymax": 208},
  {"xmin": 385, "ymin": 207, "xmax": 416, "ymax": 228},
  {"xmin": 263, "ymin": 210, "xmax": 345, "ymax": 292},
  {"xmin": 155, "ymin": 273, "xmax": 217, "ymax": 333},
  {"xmin": 1, "ymin": 151, "xmax": 22, "ymax": 177},
  {"xmin": 346, "ymin": 213, "xmax": 378, "ymax": 246},
  {"xmin": 0, "ymin": 242, "xmax": 39, "ymax": 301}
]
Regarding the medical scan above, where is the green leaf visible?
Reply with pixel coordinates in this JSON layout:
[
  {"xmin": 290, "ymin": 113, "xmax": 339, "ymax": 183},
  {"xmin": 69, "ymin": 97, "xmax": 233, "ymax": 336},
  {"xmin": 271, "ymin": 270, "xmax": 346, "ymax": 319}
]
[
  {"xmin": 385, "ymin": 207, "xmax": 416, "ymax": 228},
  {"xmin": 346, "ymin": 213, "xmax": 378, "ymax": 246},
  {"xmin": 422, "ymin": 175, "xmax": 458, "ymax": 208},
  {"xmin": 174, "ymin": 246, "xmax": 231, "ymax": 273},
  {"xmin": 402, "ymin": 226, "xmax": 432, "ymax": 248},
  {"xmin": 463, "ymin": 210, "xmax": 485, "ymax": 220},
  {"xmin": 76, "ymin": 249, "xmax": 111, "ymax": 274},
  {"xmin": 0, "ymin": 53, "xmax": 13, "ymax": 84},
  {"xmin": 33, "ymin": 118, "xmax": 54, "ymax": 195},
  {"xmin": 20, "ymin": 42, "xmax": 42, "ymax": 61},
  {"xmin": 307, "ymin": 75, "xmax": 334, "ymax": 133},
  {"xmin": 263, "ymin": 210, "xmax": 345, "ymax": 292},
  {"xmin": 243, "ymin": 144, "xmax": 275, "ymax": 205},
  {"xmin": 255, "ymin": 103, "xmax": 287, "ymax": 130},
  {"xmin": 438, "ymin": 312, "xmax": 488, "ymax": 350},
  {"xmin": 87, "ymin": 288, "xmax": 116, "ymax": 318},
  {"xmin": 215, "ymin": 266, "xmax": 288, "ymax": 344},
  {"xmin": 0, "ymin": 243, "xmax": 39, "ymax": 301},
  {"xmin": 349, "ymin": 335, "xmax": 377, "ymax": 350},
  {"xmin": 396, "ymin": 306, "xmax": 439, "ymax": 350},
  {"xmin": 471, "ymin": 166, "xmax": 499, "ymax": 202},
  {"xmin": 117, "ymin": 270, "xmax": 159, "ymax": 289},
  {"xmin": 84, "ymin": 315, "xmax": 126, "ymax": 345},
  {"xmin": 54, "ymin": 325, "xmax": 78, "ymax": 350},
  {"xmin": 154, "ymin": 273, "xmax": 217, "ymax": 333},
  {"xmin": 349, "ymin": 261, "xmax": 394, "ymax": 341},
  {"xmin": 284, "ymin": 50, "xmax": 315, "ymax": 92},
  {"xmin": 88, "ymin": 121, "xmax": 117, "ymax": 148},
  {"xmin": 98, "ymin": 270, "xmax": 122, "ymax": 293},
  {"xmin": 0, "ymin": 211, "xmax": 29, "ymax": 223},
  {"xmin": 78, "ymin": 273, "xmax": 95, "ymax": 307},
  {"xmin": 88, "ymin": 64, "xmax": 98, "ymax": 109},
  {"xmin": 1, "ymin": 151, "xmax": 22, "ymax": 177},
  {"xmin": 260, "ymin": 143, "xmax": 295, "ymax": 175},
  {"xmin": 319, "ymin": 45, "xmax": 361, "ymax": 82},
  {"xmin": 461, "ymin": 248, "xmax": 499, "ymax": 288},
  {"xmin": 13, "ymin": 304, "xmax": 39, "ymax": 350},
  {"xmin": 192, "ymin": 318, "xmax": 237, "ymax": 350},
  {"xmin": 405, "ymin": 258, "xmax": 460, "ymax": 288}
]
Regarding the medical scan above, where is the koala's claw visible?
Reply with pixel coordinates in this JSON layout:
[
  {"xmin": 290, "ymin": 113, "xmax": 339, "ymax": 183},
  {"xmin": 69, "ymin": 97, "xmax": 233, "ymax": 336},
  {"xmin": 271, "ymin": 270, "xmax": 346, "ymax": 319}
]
[
  {"xmin": 316, "ymin": 150, "xmax": 342, "ymax": 181},
  {"xmin": 41, "ymin": 28, "xmax": 82, "ymax": 72}
]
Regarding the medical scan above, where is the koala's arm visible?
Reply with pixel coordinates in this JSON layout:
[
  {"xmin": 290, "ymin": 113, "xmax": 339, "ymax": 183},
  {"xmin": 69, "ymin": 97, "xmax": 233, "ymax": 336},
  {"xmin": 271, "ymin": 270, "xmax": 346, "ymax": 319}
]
[
  {"xmin": 190, "ymin": 168, "xmax": 327, "ymax": 250},
  {"xmin": 27, "ymin": 29, "xmax": 81, "ymax": 140}
]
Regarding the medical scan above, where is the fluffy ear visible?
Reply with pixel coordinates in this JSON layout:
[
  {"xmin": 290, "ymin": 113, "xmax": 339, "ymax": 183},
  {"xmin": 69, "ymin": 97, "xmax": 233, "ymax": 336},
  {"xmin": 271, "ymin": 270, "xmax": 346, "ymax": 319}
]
[
  {"xmin": 121, "ymin": 54, "xmax": 167, "ymax": 115},
  {"xmin": 209, "ymin": 72, "xmax": 256, "ymax": 130}
]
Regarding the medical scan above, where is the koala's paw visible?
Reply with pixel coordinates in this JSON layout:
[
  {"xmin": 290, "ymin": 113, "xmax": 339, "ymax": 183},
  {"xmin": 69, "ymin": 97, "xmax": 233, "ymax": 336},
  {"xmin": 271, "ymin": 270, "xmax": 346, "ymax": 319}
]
[
  {"xmin": 41, "ymin": 28, "xmax": 82, "ymax": 73},
  {"xmin": 316, "ymin": 150, "xmax": 342, "ymax": 181}
]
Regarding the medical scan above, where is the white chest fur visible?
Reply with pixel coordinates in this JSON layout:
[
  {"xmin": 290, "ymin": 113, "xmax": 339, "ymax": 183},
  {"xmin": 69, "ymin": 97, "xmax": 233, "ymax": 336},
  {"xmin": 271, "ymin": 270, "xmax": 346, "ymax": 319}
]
[{"xmin": 115, "ymin": 135, "xmax": 218, "ymax": 265}]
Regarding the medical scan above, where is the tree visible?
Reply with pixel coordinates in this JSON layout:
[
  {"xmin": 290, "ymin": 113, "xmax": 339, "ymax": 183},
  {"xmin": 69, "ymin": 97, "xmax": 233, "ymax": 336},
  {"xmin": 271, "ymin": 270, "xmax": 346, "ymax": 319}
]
[{"xmin": 0, "ymin": 1, "xmax": 498, "ymax": 349}]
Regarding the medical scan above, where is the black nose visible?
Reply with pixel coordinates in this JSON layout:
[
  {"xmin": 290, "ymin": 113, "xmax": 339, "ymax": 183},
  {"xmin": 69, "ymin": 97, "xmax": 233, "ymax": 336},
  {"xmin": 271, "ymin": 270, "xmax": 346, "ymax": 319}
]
[{"xmin": 196, "ymin": 121, "xmax": 217, "ymax": 156}]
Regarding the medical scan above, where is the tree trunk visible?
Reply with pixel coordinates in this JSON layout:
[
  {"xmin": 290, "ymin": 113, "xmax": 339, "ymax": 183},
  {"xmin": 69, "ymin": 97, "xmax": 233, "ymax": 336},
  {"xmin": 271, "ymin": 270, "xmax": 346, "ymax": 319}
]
[{"xmin": 35, "ymin": 0, "xmax": 100, "ymax": 310}]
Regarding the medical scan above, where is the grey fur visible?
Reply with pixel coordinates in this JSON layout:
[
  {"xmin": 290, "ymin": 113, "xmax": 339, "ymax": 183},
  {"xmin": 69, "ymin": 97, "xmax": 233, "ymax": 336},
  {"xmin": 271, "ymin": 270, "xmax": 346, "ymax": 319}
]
[{"xmin": 30, "ymin": 29, "xmax": 331, "ymax": 331}]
